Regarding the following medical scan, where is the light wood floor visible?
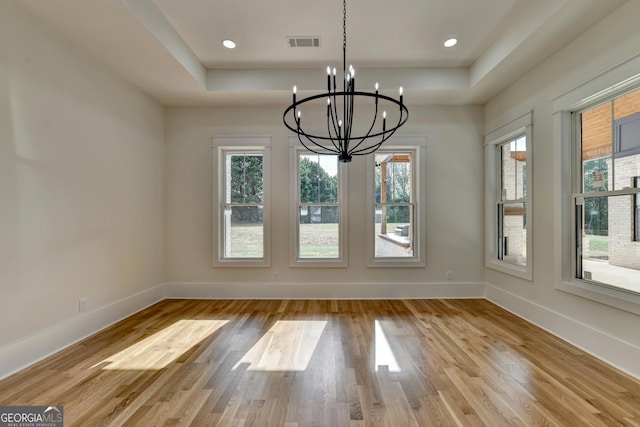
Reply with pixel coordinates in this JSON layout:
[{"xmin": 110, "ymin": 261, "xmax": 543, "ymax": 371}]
[{"xmin": 1, "ymin": 299, "xmax": 639, "ymax": 426}]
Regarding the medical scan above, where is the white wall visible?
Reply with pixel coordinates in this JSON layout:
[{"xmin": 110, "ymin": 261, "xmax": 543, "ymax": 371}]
[
  {"xmin": 0, "ymin": 1, "xmax": 165, "ymax": 375},
  {"xmin": 484, "ymin": 0, "xmax": 640, "ymax": 376},
  {"xmin": 165, "ymin": 105, "xmax": 485, "ymax": 297}
]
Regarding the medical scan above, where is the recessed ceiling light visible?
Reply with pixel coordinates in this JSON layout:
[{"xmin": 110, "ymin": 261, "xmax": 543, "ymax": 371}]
[
  {"xmin": 222, "ymin": 39, "xmax": 236, "ymax": 49},
  {"xmin": 444, "ymin": 38, "xmax": 458, "ymax": 48}
]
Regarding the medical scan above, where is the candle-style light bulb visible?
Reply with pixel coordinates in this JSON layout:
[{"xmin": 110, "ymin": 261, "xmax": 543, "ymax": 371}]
[
  {"xmin": 399, "ymin": 86, "xmax": 403, "ymax": 96},
  {"xmin": 332, "ymin": 67, "xmax": 337, "ymax": 90},
  {"xmin": 350, "ymin": 66, "xmax": 355, "ymax": 91},
  {"xmin": 326, "ymin": 66, "xmax": 331, "ymax": 91},
  {"xmin": 383, "ymin": 111, "xmax": 387, "ymax": 132},
  {"xmin": 399, "ymin": 86, "xmax": 404, "ymax": 107}
]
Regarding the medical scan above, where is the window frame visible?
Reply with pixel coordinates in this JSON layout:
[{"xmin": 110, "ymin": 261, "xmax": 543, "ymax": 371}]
[
  {"xmin": 485, "ymin": 112, "xmax": 533, "ymax": 280},
  {"xmin": 570, "ymin": 96, "xmax": 640, "ymax": 292},
  {"xmin": 553, "ymin": 60, "xmax": 640, "ymax": 315},
  {"xmin": 634, "ymin": 176, "xmax": 640, "ymax": 242},
  {"xmin": 212, "ymin": 137, "xmax": 271, "ymax": 267},
  {"xmin": 366, "ymin": 136, "xmax": 426, "ymax": 267},
  {"xmin": 289, "ymin": 140, "xmax": 348, "ymax": 267}
]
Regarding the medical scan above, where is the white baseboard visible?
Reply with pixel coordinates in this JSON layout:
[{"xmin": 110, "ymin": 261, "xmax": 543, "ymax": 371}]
[
  {"xmin": 164, "ymin": 281, "xmax": 486, "ymax": 300},
  {"xmin": 485, "ymin": 282, "xmax": 640, "ymax": 379},
  {"xmin": 0, "ymin": 284, "xmax": 165, "ymax": 381}
]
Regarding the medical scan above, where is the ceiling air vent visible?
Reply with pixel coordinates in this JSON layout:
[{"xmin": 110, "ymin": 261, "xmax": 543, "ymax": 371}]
[{"xmin": 287, "ymin": 36, "xmax": 320, "ymax": 48}]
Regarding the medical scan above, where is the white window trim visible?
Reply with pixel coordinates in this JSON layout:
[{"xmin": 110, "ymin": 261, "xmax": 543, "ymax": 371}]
[
  {"xmin": 289, "ymin": 138, "xmax": 348, "ymax": 267},
  {"xmin": 485, "ymin": 112, "xmax": 533, "ymax": 280},
  {"xmin": 552, "ymin": 54, "xmax": 640, "ymax": 315},
  {"xmin": 212, "ymin": 136, "xmax": 271, "ymax": 267},
  {"xmin": 366, "ymin": 136, "xmax": 426, "ymax": 267}
]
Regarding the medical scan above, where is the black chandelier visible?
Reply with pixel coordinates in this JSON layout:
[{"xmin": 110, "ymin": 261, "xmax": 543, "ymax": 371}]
[{"xmin": 283, "ymin": 0, "xmax": 409, "ymax": 163}]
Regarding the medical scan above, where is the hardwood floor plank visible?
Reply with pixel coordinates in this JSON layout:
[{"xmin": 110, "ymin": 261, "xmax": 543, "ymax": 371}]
[{"xmin": 1, "ymin": 299, "xmax": 639, "ymax": 426}]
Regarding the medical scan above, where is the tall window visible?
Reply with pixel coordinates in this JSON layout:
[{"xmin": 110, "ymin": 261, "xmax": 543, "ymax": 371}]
[
  {"xmin": 485, "ymin": 113, "xmax": 532, "ymax": 280},
  {"xmin": 213, "ymin": 137, "xmax": 270, "ymax": 267},
  {"xmin": 291, "ymin": 147, "xmax": 347, "ymax": 266},
  {"xmin": 573, "ymin": 89, "xmax": 640, "ymax": 294},
  {"xmin": 374, "ymin": 151, "xmax": 414, "ymax": 258},
  {"xmin": 367, "ymin": 137, "xmax": 426, "ymax": 267},
  {"xmin": 497, "ymin": 136, "xmax": 527, "ymax": 265}
]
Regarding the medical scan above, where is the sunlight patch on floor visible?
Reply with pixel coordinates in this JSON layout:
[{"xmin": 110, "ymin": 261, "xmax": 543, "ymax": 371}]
[
  {"xmin": 375, "ymin": 320, "xmax": 401, "ymax": 372},
  {"xmin": 234, "ymin": 320, "xmax": 327, "ymax": 371},
  {"xmin": 99, "ymin": 319, "xmax": 228, "ymax": 370}
]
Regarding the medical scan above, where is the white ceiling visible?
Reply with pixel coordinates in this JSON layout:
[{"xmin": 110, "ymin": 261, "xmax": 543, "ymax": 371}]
[{"xmin": 16, "ymin": 0, "xmax": 627, "ymax": 107}]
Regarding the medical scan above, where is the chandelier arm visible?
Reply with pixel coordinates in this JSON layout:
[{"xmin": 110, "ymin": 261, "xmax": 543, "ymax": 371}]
[
  {"xmin": 347, "ymin": 90, "xmax": 356, "ymax": 147},
  {"xmin": 345, "ymin": 95, "xmax": 380, "ymax": 155},
  {"xmin": 297, "ymin": 132, "xmax": 340, "ymax": 155},
  {"xmin": 349, "ymin": 109, "xmax": 408, "ymax": 156},
  {"xmin": 327, "ymin": 94, "xmax": 343, "ymax": 152},
  {"xmin": 327, "ymin": 105, "xmax": 342, "ymax": 152},
  {"xmin": 350, "ymin": 116, "xmax": 405, "ymax": 156},
  {"xmin": 350, "ymin": 131, "xmax": 393, "ymax": 155}
]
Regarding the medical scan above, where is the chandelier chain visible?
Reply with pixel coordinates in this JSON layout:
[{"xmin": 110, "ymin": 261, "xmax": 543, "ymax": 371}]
[{"xmin": 343, "ymin": 0, "xmax": 346, "ymax": 52}]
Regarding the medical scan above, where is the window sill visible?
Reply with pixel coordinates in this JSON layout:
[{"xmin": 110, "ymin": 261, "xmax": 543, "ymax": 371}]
[
  {"xmin": 556, "ymin": 279, "xmax": 640, "ymax": 315},
  {"xmin": 367, "ymin": 258, "xmax": 425, "ymax": 268},
  {"xmin": 290, "ymin": 259, "xmax": 348, "ymax": 268},
  {"xmin": 213, "ymin": 259, "xmax": 270, "ymax": 268},
  {"xmin": 486, "ymin": 259, "xmax": 532, "ymax": 281}
]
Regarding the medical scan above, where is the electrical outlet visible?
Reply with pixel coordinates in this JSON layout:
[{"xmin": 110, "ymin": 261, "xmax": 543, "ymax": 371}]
[
  {"xmin": 79, "ymin": 298, "xmax": 87, "ymax": 312},
  {"xmin": 446, "ymin": 271, "xmax": 453, "ymax": 280}
]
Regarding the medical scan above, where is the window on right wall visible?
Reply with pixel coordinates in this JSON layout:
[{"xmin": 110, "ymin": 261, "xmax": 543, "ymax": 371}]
[
  {"xmin": 572, "ymin": 89, "xmax": 640, "ymax": 294},
  {"xmin": 485, "ymin": 112, "xmax": 533, "ymax": 280}
]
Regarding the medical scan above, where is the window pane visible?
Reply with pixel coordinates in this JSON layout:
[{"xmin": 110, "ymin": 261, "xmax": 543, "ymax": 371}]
[
  {"xmin": 501, "ymin": 138, "xmax": 526, "ymax": 201},
  {"xmin": 224, "ymin": 206, "xmax": 263, "ymax": 258},
  {"xmin": 299, "ymin": 154, "xmax": 338, "ymax": 203},
  {"xmin": 299, "ymin": 206, "xmax": 339, "ymax": 258},
  {"xmin": 374, "ymin": 152, "xmax": 412, "ymax": 204},
  {"xmin": 374, "ymin": 205, "xmax": 413, "ymax": 258},
  {"xmin": 583, "ymin": 158, "xmax": 610, "ymax": 192},
  {"xmin": 226, "ymin": 153, "xmax": 263, "ymax": 203},
  {"xmin": 613, "ymin": 150, "xmax": 640, "ymax": 191},
  {"xmin": 579, "ymin": 194, "xmax": 640, "ymax": 293},
  {"xmin": 613, "ymin": 91, "xmax": 640, "ymax": 184},
  {"xmin": 581, "ymin": 103, "xmax": 613, "ymax": 192},
  {"xmin": 499, "ymin": 202, "xmax": 526, "ymax": 266}
]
